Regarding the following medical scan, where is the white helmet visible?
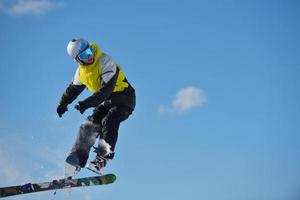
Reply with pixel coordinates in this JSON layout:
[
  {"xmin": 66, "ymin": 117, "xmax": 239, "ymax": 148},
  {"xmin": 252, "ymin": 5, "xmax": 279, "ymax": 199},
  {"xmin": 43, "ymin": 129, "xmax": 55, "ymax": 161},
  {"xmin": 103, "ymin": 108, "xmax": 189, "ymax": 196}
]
[{"xmin": 67, "ymin": 38, "xmax": 89, "ymax": 59}]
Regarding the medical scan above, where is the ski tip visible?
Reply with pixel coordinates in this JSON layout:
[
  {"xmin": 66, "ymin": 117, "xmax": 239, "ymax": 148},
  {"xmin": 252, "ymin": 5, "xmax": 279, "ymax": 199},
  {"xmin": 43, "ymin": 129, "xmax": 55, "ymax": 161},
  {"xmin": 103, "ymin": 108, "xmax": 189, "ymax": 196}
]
[{"xmin": 104, "ymin": 173, "xmax": 117, "ymax": 184}]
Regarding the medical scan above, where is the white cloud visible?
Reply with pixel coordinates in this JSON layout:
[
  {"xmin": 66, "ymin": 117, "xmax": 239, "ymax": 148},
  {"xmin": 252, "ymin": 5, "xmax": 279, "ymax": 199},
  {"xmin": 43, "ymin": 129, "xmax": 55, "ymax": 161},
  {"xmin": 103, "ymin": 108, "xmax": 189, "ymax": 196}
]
[
  {"xmin": 159, "ymin": 86, "xmax": 206, "ymax": 113},
  {"xmin": 0, "ymin": 0, "xmax": 63, "ymax": 16},
  {"xmin": 0, "ymin": 146, "xmax": 33, "ymax": 185},
  {"xmin": 0, "ymin": 133, "xmax": 65, "ymax": 186},
  {"xmin": 172, "ymin": 86, "xmax": 206, "ymax": 111}
]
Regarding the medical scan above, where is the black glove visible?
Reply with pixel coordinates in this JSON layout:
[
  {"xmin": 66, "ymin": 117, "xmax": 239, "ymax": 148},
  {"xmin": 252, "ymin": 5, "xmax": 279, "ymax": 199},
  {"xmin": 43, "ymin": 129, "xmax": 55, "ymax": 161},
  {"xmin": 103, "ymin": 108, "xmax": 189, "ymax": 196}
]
[
  {"xmin": 74, "ymin": 101, "xmax": 87, "ymax": 114},
  {"xmin": 57, "ymin": 104, "xmax": 68, "ymax": 118}
]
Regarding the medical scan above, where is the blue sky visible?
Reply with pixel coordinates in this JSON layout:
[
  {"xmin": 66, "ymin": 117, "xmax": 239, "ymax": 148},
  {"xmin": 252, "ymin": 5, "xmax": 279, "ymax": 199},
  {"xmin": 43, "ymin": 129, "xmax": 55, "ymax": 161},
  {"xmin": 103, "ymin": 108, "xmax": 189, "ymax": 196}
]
[{"xmin": 0, "ymin": 0, "xmax": 300, "ymax": 200}]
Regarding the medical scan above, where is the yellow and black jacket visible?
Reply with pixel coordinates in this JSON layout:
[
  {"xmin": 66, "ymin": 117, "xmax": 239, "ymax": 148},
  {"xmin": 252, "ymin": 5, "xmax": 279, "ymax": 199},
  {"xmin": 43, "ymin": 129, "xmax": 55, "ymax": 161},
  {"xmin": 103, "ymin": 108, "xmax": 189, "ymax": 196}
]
[{"xmin": 59, "ymin": 43, "xmax": 135, "ymax": 111}]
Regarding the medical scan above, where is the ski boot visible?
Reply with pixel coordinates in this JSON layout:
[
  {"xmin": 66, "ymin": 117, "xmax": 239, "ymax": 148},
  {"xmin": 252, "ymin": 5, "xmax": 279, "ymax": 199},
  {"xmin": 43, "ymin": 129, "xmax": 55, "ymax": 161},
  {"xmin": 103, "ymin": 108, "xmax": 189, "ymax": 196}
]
[
  {"xmin": 87, "ymin": 155, "xmax": 109, "ymax": 175},
  {"xmin": 87, "ymin": 139, "xmax": 114, "ymax": 175},
  {"xmin": 64, "ymin": 153, "xmax": 81, "ymax": 178}
]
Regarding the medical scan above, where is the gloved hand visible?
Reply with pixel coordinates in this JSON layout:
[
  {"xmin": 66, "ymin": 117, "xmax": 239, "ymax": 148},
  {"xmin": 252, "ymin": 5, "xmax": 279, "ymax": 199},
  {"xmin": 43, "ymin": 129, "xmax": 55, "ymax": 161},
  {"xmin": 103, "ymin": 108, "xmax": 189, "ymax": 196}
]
[
  {"xmin": 74, "ymin": 101, "xmax": 87, "ymax": 114},
  {"xmin": 56, "ymin": 104, "xmax": 68, "ymax": 118}
]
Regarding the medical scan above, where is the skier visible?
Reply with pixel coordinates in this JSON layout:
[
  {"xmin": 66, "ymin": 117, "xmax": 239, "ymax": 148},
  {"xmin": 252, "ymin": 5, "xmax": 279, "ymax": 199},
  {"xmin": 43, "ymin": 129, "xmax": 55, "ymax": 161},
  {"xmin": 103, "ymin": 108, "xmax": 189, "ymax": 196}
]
[{"xmin": 56, "ymin": 38, "xmax": 136, "ymax": 176}]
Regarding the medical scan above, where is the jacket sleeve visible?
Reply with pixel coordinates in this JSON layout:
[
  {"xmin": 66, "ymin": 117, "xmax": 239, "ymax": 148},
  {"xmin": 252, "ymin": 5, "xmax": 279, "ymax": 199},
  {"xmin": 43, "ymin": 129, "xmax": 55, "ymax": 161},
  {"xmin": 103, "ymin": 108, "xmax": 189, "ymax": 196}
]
[
  {"xmin": 59, "ymin": 68, "xmax": 86, "ymax": 107},
  {"xmin": 58, "ymin": 83, "xmax": 86, "ymax": 107},
  {"xmin": 79, "ymin": 55, "xmax": 118, "ymax": 108}
]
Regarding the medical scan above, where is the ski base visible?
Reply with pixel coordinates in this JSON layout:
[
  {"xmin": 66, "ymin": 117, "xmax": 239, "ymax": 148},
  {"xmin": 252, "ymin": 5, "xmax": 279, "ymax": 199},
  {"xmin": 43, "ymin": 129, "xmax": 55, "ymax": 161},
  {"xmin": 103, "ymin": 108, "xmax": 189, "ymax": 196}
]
[{"xmin": 0, "ymin": 173, "xmax": 116, "ymax": 198}]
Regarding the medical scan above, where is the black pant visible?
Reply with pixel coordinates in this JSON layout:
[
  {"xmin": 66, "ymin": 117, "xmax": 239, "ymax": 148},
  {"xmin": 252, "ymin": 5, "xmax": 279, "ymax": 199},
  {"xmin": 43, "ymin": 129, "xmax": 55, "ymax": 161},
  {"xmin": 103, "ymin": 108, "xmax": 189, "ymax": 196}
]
[
  {"xmin": 70, "ymin": 104, "xmax": 133, "ymax": 167},
  {"xmin": 91, "ymin": 104, "xmax": 132, "ymax": 151}
]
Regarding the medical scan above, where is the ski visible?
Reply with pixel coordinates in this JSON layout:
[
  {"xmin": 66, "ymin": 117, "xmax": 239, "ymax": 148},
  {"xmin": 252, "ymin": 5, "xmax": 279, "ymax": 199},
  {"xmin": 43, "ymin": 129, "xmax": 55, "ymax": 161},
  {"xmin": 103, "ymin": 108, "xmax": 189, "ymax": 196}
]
[{"xmin": 0, "ymin": 173, "xmax": 116, "ymax": 198}]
